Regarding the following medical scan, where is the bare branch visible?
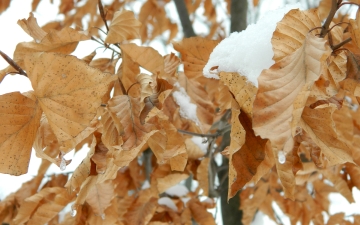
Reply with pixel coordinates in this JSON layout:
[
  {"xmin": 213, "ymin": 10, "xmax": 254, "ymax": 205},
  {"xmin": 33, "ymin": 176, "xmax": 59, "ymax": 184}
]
[
  {"xmin": 0, "ymin": 50, "xmax": 27, "ymax": 77},
  {"xmin": 320, "ymin": 0, "xmax": 338, "ymax": 38},
  {"xmin": 174, "ymin": 0, "xmax": 196, "ymax": 37},
  {"xmin": 230, "ymin": 0, "xmax": 248, "ymax": 32}
]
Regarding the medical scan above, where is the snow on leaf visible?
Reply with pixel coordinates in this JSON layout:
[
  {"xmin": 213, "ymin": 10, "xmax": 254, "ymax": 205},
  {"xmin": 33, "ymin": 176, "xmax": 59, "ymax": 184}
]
[
  {"xmin": 24, "ymin": 52, "xmax": 116, "ymax": 152},
  {"xmin": 173, "ymin": 37, "xmax": 219, "ymax": 83},
  {"xmin": 271, "ymin": 9, "xmax": 321, "ymax": 62},
  {"xmin": 105, "ymin": 10, "xmax": 142, "ymax": 44},
  {"xmin": 0, "ymin": 92, "xmax": 42, "ymax": 175},
  {"xmin": 13, "ymin": 187, "xmax": 73, "ymax": 225}
]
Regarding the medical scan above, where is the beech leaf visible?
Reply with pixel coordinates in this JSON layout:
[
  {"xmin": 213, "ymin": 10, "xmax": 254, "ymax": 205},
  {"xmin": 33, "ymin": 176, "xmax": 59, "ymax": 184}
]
[
  {"xmin": 105, "ymin": 10, "xmax": 142, "ymax": 44},
  {"xmin": 24, "ymin": 52, "xmax": 116, "ymax": 152},
  {"xmin": 0, "ymin": 92, "xmax": 42, "ymax": 175},
  {"xmin": 173, "ymin": 37, "xmax": 220, "ymax": 83}
]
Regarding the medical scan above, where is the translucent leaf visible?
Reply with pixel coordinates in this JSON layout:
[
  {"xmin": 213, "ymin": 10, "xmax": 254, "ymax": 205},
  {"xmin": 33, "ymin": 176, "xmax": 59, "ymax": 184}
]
[
  {"xmin": 24, "ymin": 52, "xmax": 116, "ymax": 152},
  {"xmin": 105, "ymin": 10, "xmax": 142, "ymax": 44},
  {"xmin": 0, "ymin": 92, "xmax": 42, "ymax": 175},
  {"xmin": 271, "ymin": 9, "xmax": 321, "ymax": 62}
]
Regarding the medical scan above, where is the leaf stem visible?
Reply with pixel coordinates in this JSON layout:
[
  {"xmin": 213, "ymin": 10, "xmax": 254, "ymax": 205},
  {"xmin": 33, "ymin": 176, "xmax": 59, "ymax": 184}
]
[{"xmin": 0, "ymin": 50, "xmax": 27, "ymax": 77}]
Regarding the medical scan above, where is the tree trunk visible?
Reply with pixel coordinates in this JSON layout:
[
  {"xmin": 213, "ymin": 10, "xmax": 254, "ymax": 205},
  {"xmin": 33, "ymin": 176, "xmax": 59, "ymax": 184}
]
[
  {"xmin": 174, "ymin": 0, "xmax": 196, "ymax": 37},
  {"xmin": 230, "ymin": 0, "xmax": 248, "ymax": 33}
]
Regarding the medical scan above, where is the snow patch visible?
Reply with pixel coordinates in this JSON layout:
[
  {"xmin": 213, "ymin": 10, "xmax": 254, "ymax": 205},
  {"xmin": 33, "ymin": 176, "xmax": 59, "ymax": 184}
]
[
  {"xmin": 165, "ymin": 184, "xmax": 189, "ymax": 197},
  {"xmin": 172, "ymin": 82, "xmax": 200, "ymax": 125},
  {"xmin": 191, "ymin": 136, "xmax": 208, "ymax": 154},
  {"xmin": 203, "ymin": 3, "xmax": 302, "ymax": 87},
  {"xmin": 158, "ymin": 197, "xmax": 178, "ymax": 211}
]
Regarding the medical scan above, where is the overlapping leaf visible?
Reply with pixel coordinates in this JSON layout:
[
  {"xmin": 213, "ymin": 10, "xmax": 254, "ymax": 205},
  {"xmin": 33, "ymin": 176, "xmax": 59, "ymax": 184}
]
[
  {"xmin": 24, "ymin": 52, "xmax": 116, "ymax": 152},
  {"xmin": 105, "ymin": 10, "xmax": 142, "ymax": 44},
  {"xmin": 0, "ymin": 92, "xmax": 42, "ymax": 175},
  {"xmin": 173, "ymin": 37, "xmax": 220, "ymax": 83},
  {"xmin": 271, "ymin": 9, "xmax": 321, "ymax": 62}
]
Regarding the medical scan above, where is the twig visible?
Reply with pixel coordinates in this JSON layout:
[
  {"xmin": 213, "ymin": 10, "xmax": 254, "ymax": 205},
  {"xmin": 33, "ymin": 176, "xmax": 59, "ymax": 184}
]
[
  {"xmin": 0, "ymin": 50, "xmax": 27, "ymax": 77},
  {"xmin": 90, "ymin": 36, "xmax": 121, "ymax": 54},
  {"xmin": 174, "ymin": 0, "xmax": 196, "ymax": 37},
  {"xmin": 177, "ymin": 129, "xmax": 220, "ymax": 138},
  {"xmin": 332, "ymin": 37, "xmax": 352, "ymax": 50},
  {"xmin": 98, "ymin": 0, "xmax": 109, "ymax": 32},
  {"xmin": 320, "ymin": 0, "xmax": 338, "ymax": 38}
]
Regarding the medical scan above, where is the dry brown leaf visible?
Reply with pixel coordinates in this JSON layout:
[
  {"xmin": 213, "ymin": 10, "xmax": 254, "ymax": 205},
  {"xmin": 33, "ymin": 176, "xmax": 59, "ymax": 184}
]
[
  {"xmin": 322, "ymin": 167, "xmax": 354, "ymax": 203},
  {"xmin": 157, "ymin": 173, "xmax": 189, "ymax": 194},
  {"xmin": 105, "ymin": 10, "xmax": 142, "ymax": 44},
  {"xmin": 163, "ymin": 53, "xmax": 181, "ymax": 78},
  {"xmin": 101, "ymin": 108, "xmax": 124, "ymax": 151},
  {"xmin": 125, "ymin": 189, "xmax": 158, "ymax": 225},
  {"xmin": 18, "ymin": 12, "xmax": 47, "ymax": 42},
  {"xmin": 120, "ymin": 43, "xmax": 164, "ymax": 76},
  {"xmin": 240, "ymin": 179, "xmax": 269, "ymax": 224},
  {"xmin": 85, "ymin": 180, "xmax": 114, "ymax": 216},
  {"xmin": 13, "ymin": 187, "xmax": 73, "ymax": 225},
  {"xmin": 185, "ymin": 138, "xmax": 206, "ymax": 159},
  {"xmin": 147, "ymin": 109, "xmax": 188, "ymax": 171},
  {"xmin": 253, "ymin": 33, "xmax": 331, "ymax": 198},
  {"xmin": 108, "ymin": 95, "xmax": 156, "ymax": 151},
  {"xmin": 173, "ymin": 37, "xmax": 220, "ymax": 83},
  {"xmin": 0, "ymin": 92, "xmax": 42, "ymax": 175},
  {"xmin": 64, "ymin": 135, "xmax": 96, "ymax": 193},
  {"xmin": 0, "ymin": 0, "xmax": 10, "ymax": 14},
  {"xmin": 300, "ymin": 106, "xmax": 353, "ymax": 166},
  {"xmin": 272, "ymin": 9, "xmax": 321, "ymax": 62},
  {"xmin": 177, "ymin": 72, "xmax": 215, "ymax": 128},
  {"xmin": 229, "ymin": 112, "xmax": 267, "ymax": 198},
  {"xmin": 197, "ymin": 157, "xmax": 210, "ymax": 196},
  {"xmin": 188, "ymin": 198, "xmax": 216, "ymax": 225},
  {"xmin": 24, "ymin": 52, "xmax": 116, "ymax": 152},
  {"xmin": 327, "ymin": 212, "xmax": 345, "ymax": 225}
]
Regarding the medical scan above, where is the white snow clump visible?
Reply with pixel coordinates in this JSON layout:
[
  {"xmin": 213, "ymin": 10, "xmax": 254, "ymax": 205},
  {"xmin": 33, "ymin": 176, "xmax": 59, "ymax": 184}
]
[{"xmin": 203, "ymin": 3, "xmax": 303, "ymax": 87}]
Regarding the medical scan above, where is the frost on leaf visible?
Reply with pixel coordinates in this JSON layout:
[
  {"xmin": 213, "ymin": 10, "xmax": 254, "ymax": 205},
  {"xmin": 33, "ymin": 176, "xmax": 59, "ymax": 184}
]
[
  {"xmin": 24, "ymin": 52, "xmax": 116, "ymax": 152},
  {"xmin": 0, "ymin": 92, "xmax": 42, "ymax": 175}
]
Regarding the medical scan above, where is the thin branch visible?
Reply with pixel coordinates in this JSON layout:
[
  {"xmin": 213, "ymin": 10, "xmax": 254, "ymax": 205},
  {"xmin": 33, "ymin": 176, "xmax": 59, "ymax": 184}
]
[
  {"xmin": 174, "ymin": 0, "xmax": 196, "ymax": 37},
  {"xmin": 98, "ymin": 0, "xmax": 109, "ymax": 32},
  {"xmin": 177, "ymin": 129, "xmax": 220, "ymax": 138},
  {"xmin": 320, "ymin": 0, "xmax": 338, "ymax": 38},
  {"xmin": 90, "ymin": 36, "xmax": 121, "ymax": 54},
  {"xmin": 0, "ymin": 50, "xmax": 27, "ymax": 77},
  {"xmin": 332, "ymin": 37, "xmax": 352, "ymax": 50}
]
